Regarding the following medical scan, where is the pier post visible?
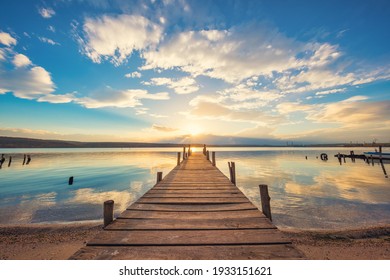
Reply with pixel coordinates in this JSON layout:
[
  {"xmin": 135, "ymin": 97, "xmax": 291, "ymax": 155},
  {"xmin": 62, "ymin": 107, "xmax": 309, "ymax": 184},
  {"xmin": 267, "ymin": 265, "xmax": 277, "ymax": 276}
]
[
  {"xmin": 103, "ymin": 200, "xmax": 114, "ymax": 228},
  {"xmin": 23, "ymin": 154, "xmax": 26, "ymax": 165},
  {"xmin": 177, "ymin": 152, "xmax": 181, "ymax": 166},
  {"xmin": 183, "ymin": 147, "xmax": 186, "ymax": 160},
  {"xmin": 68, "ymin": 176, "xmax": 74, "ymax": 185},
  {"xmin": 206, "ymin": 150, "xmax": 210, "ymax": 161},
  {"xmin": 8, "ymin": 156, "xmax": 12, "ymax": 167},
  {"xmin": 157, "ymin": 172, "xmax": 163, "ymax": 183},
  {"xmin": 259, "ymin": 184, "xmax": 272, "ymax": 221},
  {"xmin": 228, "ymin": 162, "xmax": 236, "ymax": 185},
  {"xmin": 212, "ymin": 152, "xmax": 216, "ymax": 166},
  {"xmin": 203, "ymin": 144, "xmax": 206, "ymax": 155},
  {"xmin": 188, "ymin": 145, "xmax": 191, "ymax": 156}
]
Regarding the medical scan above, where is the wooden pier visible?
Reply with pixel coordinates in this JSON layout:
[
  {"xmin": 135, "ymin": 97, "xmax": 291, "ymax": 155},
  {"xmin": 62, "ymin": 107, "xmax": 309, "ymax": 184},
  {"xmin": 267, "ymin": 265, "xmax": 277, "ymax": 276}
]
[{"xmin": 70, "ymin": 151, "xmax": 304, "ymax": 259}]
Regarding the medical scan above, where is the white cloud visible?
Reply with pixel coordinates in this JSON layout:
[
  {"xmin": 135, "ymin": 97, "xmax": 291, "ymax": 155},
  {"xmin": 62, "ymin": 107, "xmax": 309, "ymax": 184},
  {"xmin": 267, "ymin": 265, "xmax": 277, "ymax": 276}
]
[
  {"xmin": 124, "ymin": 71, "xmax": 142, "ymax": 78},
  {"xmin": 0, "ymin": 66, "xmax": 55, "ymax": 99},
  {"xmin": 76, "ymin": 88, "xmax": 169, "ymax": 108},
  {"xmin": 315, "ymin": 88, "xmax": 346, "ymax": 95},
  {"xmin": 0, "ymin": 31, "xmax": 17, "ymax": 46},
  {"xmin": 38, "ymin": 7, "xmax": 55, "ymax": 18},
  {"xmin": 37, "ymin": 92, "xmax": 76, "ymax": 104},
  {"xmin": 307, "ymin": 98, "xmax": 390, "ymax": 125},
  {"xmin": 78, "ymin": 14, "xmax": 163, "ymax": 65},
  {"xmin": 141, "ymin": 26, "xmax": 340, "ymax": 84},
  {"xmin": 148, "ymin": 76, "xmax": 199, "ymax": 94},
  {"xmin": 13, "ymin": 54, "xmax": 32, "ymax": 68},
  {"xmin": 39, "ymin": 37, "xmax": 60, "ymax": 45}
]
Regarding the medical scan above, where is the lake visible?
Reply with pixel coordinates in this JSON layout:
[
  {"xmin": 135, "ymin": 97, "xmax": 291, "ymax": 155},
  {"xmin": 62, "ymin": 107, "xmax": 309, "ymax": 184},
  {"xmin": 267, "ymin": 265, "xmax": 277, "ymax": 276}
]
[{"xmin": 0, "ymin": 147, "xmax": 389, "ymax": 230}]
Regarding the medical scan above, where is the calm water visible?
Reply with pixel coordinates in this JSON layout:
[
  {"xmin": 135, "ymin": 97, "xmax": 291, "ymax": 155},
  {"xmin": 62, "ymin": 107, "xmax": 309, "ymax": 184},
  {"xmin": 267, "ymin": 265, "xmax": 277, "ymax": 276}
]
[{"xmin": 0, "ymin": 147, "xmax": 389, "ymax": 230}]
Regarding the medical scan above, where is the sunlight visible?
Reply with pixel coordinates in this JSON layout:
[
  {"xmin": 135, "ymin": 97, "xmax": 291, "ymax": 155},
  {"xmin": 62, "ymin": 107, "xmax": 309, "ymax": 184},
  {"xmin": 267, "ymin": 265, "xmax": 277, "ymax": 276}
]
[{"xmin": 187, "ymin": 124, "xmax": 203, "ymax": 136}]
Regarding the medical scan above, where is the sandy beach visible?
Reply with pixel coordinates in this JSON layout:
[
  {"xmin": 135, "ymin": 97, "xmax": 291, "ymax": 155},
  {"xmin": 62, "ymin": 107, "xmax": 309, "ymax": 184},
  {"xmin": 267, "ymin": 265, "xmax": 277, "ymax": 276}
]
[{"xmin": 1, "ymin": 223, "xmax": 389, "ymax": 260}]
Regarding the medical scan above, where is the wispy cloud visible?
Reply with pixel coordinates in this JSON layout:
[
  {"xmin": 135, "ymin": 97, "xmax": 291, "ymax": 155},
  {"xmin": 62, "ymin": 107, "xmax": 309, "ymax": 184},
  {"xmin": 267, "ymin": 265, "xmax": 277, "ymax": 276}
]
[
  {"xmin": 152, "ymin": 124, "xmax": 178, "ymax": 132},
  {"xmin": 38, "ymin": 7, "xmax": 55, "ymax": 19},
  {"xmin": 76, "ymin": 88, "xmax": 170, "ymax": 108},
  {"xmin": 77, "ymin": 14, "xmax": 163, "ymax": 66},
  {"xmin": 124, "ymin": 71, "xmax": 142, "ymax": 78},
  {"xmin": 147, "ymin": 76, "xmax": 199, "ymax": 94},
  {"xmin": 39, "ymin": 36, "xmax": 60, "ymax": 45}
]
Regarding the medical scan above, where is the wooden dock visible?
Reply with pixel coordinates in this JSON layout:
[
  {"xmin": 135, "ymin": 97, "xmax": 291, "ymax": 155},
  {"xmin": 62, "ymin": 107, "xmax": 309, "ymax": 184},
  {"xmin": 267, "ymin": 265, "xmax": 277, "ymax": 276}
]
[{"xmin": 70, "ymin": 152, "xmax": 304, "ymax": 259}]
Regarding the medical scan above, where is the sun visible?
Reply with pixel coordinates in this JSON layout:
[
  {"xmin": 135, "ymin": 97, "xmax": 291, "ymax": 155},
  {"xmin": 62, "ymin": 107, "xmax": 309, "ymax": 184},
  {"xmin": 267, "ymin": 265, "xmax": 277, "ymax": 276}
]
[{"xmin": 187, "ymin": 124, "xmax": 202, "ymax": 136}]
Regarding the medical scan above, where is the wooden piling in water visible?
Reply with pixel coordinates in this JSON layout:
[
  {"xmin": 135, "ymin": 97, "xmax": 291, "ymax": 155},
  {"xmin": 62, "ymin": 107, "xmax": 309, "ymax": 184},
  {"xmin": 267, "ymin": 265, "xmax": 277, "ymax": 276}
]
[
  {"xmin": 8, "ymin": 156, "xmax": 12, "ymax": 167},
  {"xmin": 103, "ymin": 200, "xmax": 114, "ymax": 228},
  {"xmin": 68, "ymin": 176, "xmax": 74, "ymax": 185},
  {"xmin": 23, "ymin": 154, "xmax": 26, "ymax": 165},
  {"xmin": 206, "ymin": 150, "xmax": 210, "ymax": 161},
  {"xmin": 259, "ymin": 184, "xmax": 272, "ymax": 221},
  {"xmin": 157, "ymin": 172, "xmax": 163, "ymax": 183},
  {"xmin": 228, "ymin": 162, "xmax": 236, "ymax": 185},
  {"xmin": 177, "ymin": 152, "xmax": 181, "ymax": 166},
  {"xmin": 212, "ymin": 151, "xmax": 216, "ymax": 166}
]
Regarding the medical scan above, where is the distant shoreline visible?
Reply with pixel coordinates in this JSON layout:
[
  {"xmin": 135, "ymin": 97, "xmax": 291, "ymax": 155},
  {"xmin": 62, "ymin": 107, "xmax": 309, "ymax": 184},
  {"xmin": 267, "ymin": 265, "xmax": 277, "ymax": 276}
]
[{"xmin": 1, "ymin": 136, "xmax": 389, "ymax": 149}]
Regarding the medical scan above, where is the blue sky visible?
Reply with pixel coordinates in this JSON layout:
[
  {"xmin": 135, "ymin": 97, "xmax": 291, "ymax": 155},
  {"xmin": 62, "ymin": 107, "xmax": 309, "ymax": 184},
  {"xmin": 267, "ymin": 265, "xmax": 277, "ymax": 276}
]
[{"xmin": 0, "ymin": 0, "xmax": 389, "ymax": 144}]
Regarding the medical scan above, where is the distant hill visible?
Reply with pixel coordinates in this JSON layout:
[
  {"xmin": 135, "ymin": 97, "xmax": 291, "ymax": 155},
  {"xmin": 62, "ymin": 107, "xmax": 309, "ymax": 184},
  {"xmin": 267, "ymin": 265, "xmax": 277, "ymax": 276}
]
[{"xmin": 0, "ymin": 136, "xmax": 181, "ymax": 148}]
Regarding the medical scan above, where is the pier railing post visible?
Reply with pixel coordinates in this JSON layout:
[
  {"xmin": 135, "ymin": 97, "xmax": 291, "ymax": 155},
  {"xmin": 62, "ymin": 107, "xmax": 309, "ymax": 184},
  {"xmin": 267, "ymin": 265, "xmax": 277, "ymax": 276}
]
[
  {"xmin": 259, "ymin": 185, "xmax": 272, "ymax": 221},
  {"xmin": 206, "ymin": 150, "xmax": 210, "ymax": 161},
  {"xmin": 157, "ymin": 172, "xmax": 163, "ymax": 183},
  {"xmin": 228, "ymin": 162, "xmax": 236, "ymax": 185},
  {"xmin": 177, "ymin": 152, "xmax": 181, "ymax": 166},
  {"xmin": 183, "ymin": 147, "xmax": 186, "ymax": 160},
  {"xmin": 212, "ymin": 152, "xmax": 216, "ymax": 166},
  {"xmin": 103, "ymin": 200, "xmax": 114, "ymax": 228},
  {"xmin": 203, "ymin": 144, "xmax": 206, "ymax": 155}
]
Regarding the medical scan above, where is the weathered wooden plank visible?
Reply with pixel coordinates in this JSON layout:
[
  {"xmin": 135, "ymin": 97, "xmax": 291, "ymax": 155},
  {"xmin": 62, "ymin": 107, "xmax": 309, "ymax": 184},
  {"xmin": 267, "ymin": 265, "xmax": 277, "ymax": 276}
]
[
  {"xmin": 106, "ymin": 217, "xmax": 276, "ymax": 230},
  {"xmin": 143, "ymin": 193, "xmax": 246, "ymax": 198},
  {"xmin": 70, "ymin": 244, "xmax": 306, "ymax": 260},
  {"xmin": 147, "ymin": 189, "xmax": 242, "ymax": 194},
  {"xmin": 118, "ymin": 209, "xmax": 265, "ymax": 219},
  {"xmin": 137, "ymin": 197, "xmax": 250, "ymax": 204},
  {"xmin": 127, "ymin": 203, "xmax": 258, "ymax": 212},
  {"xmin": 87, "ymin": 229, "xmax": 289, "ymax": 246}
]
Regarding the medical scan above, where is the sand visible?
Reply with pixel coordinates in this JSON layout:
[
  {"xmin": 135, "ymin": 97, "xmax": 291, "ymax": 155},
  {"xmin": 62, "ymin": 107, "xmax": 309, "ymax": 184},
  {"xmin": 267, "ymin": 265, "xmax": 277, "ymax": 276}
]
[{"xmin": 1, "ymin": 223, "xmax": 389, "ymax": 260}]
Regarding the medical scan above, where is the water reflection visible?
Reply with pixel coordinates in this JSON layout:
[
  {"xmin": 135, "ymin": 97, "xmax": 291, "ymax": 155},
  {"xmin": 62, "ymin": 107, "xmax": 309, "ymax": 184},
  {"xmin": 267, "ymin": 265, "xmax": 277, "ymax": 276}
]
[
  {"xmin": 0, "ymin": 147, "xmax": 389, "ymax": 229},
  {"xmin": 214, "ymin": 147, "xmax": 390, "ymax": 230},
  {"xmin": 0, "ymin": 149, "xmax": 177, "ymax": 224}
]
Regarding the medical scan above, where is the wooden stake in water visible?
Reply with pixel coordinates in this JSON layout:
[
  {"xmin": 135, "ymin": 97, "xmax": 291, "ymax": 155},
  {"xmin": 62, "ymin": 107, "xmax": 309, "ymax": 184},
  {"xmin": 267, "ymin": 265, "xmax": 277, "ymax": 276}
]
[
  {"xmin": 157, "ymin": 172, "xmax": 163, "ymax": 183},
  {"xmin": 177, "ymin": 152, "xmax": 181, "ymax": 166},
  {"xmin": 103, "ymin": 200, "xmax": 114, "ymax": 228},
  {"xmin": 228, "ymin": 162, "xmax": 236, "ymax": 185},
  {"xmin": 259, "ymin": 184, "xmax": 272, "ymax": 221}
]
